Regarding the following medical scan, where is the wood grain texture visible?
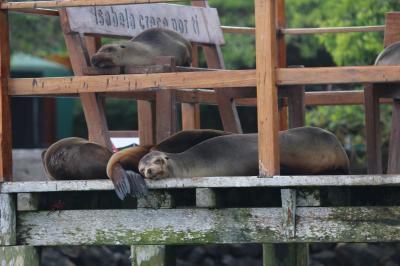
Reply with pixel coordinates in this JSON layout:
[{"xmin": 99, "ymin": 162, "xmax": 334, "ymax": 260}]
[
  {"xmin": 281, "ymin": 189, "xmax": 296, "ymax": 239},
  {"xmin": 66, "ymin": 4, "xmax": 224, "ymax": 45},
  {"xmin": 138, "ymin": 100, "xmax": 156, "ymax": 145},
  {"xmin": 156, "ymin": 89, "xmax": 177, "ymax": 142},
  {"xmin": 255, "ymin": 0, "xmax": 280, "ymax": 176},
  {"xmin": 1, "ymin": 0, "xmax": 179, "ymax": 9},
  {"xmin": 0, "ymin": 194, "xmax": 16, "ymax": 245},
  {"xmin": 5, "ymin": 175, "xmax": 400, "ymax": 193},
  {"xmin": 384, "ymin": 12, "xmax": 400, "ymax": 47},
  {"xmin": 17, "ymin": 206, "xmax": 400, "ymax": 245},
  {"xmin": 0, "ymin": 10, "xmax": 12, "ymax": 182},
  {"xmin": 181, "ymin": 103, "xmax": 200, "ymax": 130}
]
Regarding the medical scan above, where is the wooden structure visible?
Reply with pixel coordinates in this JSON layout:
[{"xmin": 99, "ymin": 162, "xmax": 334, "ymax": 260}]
[{"xmin": 2, "ymin": 1, "xmax": 400, "ymax": 266}]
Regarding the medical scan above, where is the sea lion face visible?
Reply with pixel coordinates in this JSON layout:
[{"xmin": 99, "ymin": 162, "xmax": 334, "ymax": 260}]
[
  {"xmin": 91, "ymin": 41, "xmax": 128, "ymax": 68},
  {"xmin": 138, "ymin": 151, "xmax": 170, "ymax": 180}
]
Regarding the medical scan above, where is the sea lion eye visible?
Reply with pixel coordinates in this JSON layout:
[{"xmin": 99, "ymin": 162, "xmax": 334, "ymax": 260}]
[
  {"xmin": 154, "ymin": 159, "xmax": 163, "ymax": 165},
  {"xmin": 165, "ymin": 156, "xmax": 169, "ymax": 160},
  {"xmin": 120, "ymin": 45, "xmax": 126, "ymax": 49}
]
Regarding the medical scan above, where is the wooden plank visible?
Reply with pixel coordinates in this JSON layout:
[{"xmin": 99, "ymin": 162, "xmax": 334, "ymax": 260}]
[
  {"xmin": 0, "ymin": 194, "xmax": 16, "ymax": 245},
  {"xmin": 277, "ymin": 66, "xmax": 400, "ymax": 85},
  {"xmin": 66, "ymin": 4, "xmax": 224, "ymax": 45},
  {"xmin": 181, "ymin": 103, "xmax": 200, "ymax": 130},
  {"xmin": 109, "ymin": 130, "xmax": 138, "ymax": 138},
  {"xmin": 384, "ymin": 12, "xmax": 400, "ymax": 47},
  {"xmin": 131, "ymin": 245, "xmax": 169, "ymax": 266},
  {"xmin": 281, "ymin": 189, "xmax": 296, "ymax": 239},
  {"xmin": 17, "ymin": 206, "xmax": 400, "ymax": 245},
  {"xmin": 1, "ymin": 0, "xmax": 180, "ymax": 9},
  {"xmin": 0, "ymin": 246, "xmax": 39, "ymax": 266},
  {"xmin": 281, "ymin": 25, "xmax": 385, "ymax": 35},
  {"xmin": 263, "ymin": 244, "xmax": 309, "ymax": 266},
  {"xmin": 5, "ymin": 175, "xmax": 400, "ymax": 193},
  {"xmin": 156, "ymin": 89, "xmax": 177, "ymax": 142},
  {"xmin": 221, "ymin": 26, "xmax": 255, "ymax": 34},
  {"xmin": 8, "ymin": 70, "xmax": 256, "ymax": 96},
  {"xmin": 196, "ymin": 188, "xmax": 217, "ymax": 208},
  {"xmin": 364, "ymin": 84, "xmax": 382, "ymax": 174},
  {"xmin": 17, "ymin": 193, "xmax": 39, "ymax": 211},
  {"xmin": 11, "ymin": 8, "xmax": 59, "ymax": 16},
  {"xmin": 388, "ymin": 99, "xmax": 400, "ymax": 174},
  {"xmin": 255, "ymin": 0, "xmax": 280, "ymax": 176},
  {"xmin": 0, "ymin": 10, "xmax": 12, "ymax": 182},
  {"xmin": 138, "ymin": 100, "xmax": 156, "ymax": 145}
]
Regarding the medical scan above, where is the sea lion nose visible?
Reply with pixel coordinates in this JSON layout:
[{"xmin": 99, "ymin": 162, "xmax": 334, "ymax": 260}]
[{"xmin": 147, "ymin": 169, "xmax": 152, "ymax": 176}]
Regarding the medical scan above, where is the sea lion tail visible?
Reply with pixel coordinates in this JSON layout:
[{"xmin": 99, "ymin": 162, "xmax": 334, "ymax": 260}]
[{"xmin": 110, "ymin": 163, "xmax": 148, "ymax": 200}]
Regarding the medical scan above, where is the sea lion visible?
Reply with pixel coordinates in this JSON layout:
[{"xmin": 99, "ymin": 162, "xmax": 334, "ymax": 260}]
[
  {"xmin": 42, "ymin": 137, "xmax": 148, "ymax": 199},
  {"xmin": 106, "ymin": 129, "xmax": 231, "ymax": 199},
  {"xmin": 138, "ymin": 127, "xmax": 350, "ymax": 179},
  {"xmin": 42, "ymin": 137, "xmax": 113, "ymax": 180},
  {"xmin": 375, "ymin": 41, "xmax": 400, "ymax": 65},
  {"xmin": 91, "ymin": 28, "xmax": 192, "ymax": 68}
]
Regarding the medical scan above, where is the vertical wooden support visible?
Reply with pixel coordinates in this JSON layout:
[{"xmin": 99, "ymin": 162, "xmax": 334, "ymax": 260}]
[
  {"xmin": 388, "ymin": 99, "xmax": 400, "ymax": 174},
  {"xmin": 0, "ymin": 194, "xmax": 16, "ymax": 245},
  {"xmin": 0, "ymin": 246, "xmax": 40, "ymax": 266},
  {"xmin": 0, "ymin": 9, "xmax": 12, "ymax": 182},
  {"xmin": 182, "ymin": 103, "xmax": 201, "ymax": 130},
  {"xmin": 59, "ymin": 9, "xmax": 112, "ymax": 149},
  {"xmin": 281, "ymin": 189, "xmax": 296, "ymax": 239},
  {"xmin": 287, "ymin": 86, "xmax": 305, "ymax": 128},
  {"xmin": 17, "ymin": 193, "xmax": 39, "ymax": 211},
  {"xmin": 133, "ymin": 191, "xmax": 175, "ymax": 266},
  {"xmin": 138, "ymin": 100, "xmax": 156, "ymax": 146},
  {"xmin": 263, "ymin": 244, "xmax": 309, "ymax": 266},
  {"xmin": 255, "ymin": 0, "xmax": 280, "ymax": 176},
  {"xmin": 156, "ymin": 89, "xmax": 178, "ymax": 143},
  {"xmin": 364, "ymin": 84, "xmax": 382, "ymax": 174},
  {"xmin": 196, "ymin": 188, "xmax": 217, "ymax": 208}
]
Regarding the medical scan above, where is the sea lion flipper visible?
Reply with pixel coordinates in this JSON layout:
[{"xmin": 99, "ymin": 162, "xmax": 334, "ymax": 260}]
[
  {"xmin": 126, "ymin": 170, "xmax": 149, "ymax": 198},
  {"xmin": 110, "ymin": 164, "xmax": 132, "ymax": 200}
]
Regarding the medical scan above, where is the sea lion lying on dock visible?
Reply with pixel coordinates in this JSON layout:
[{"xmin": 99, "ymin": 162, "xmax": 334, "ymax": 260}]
[
  {"xmin": 91, "ymin": 28, "xmax": 192, "ymax": 68},
  {"xmin": 138, "ymin": 127, "xmax": 350, "ymax": 179},
  {"xmin": 375, "ymin": 41, "xmax": 400, "ymax": 65}
]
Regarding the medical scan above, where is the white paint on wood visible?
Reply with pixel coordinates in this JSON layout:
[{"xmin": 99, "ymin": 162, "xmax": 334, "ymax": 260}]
[
  {"xmin": 3, "ymin": 175, "xmax": 400, "ymax": 193},
  {"xmin": 0, "ymin": 194, "xmax": 16, "ymax": 245},
  {"xmin": 196, "ymin": 188, "xmax": 216, "ymax": 208},
  {"xmin": 131, "ymin": 245, "xmax": 166, "ymax": 266},
  {"xmin": 17, "ymin": 193, "xmax": 39, "ymax": 211},
  {"xmin": 66, "ymin": 4, "xmax": 225, "ymax": 45}
]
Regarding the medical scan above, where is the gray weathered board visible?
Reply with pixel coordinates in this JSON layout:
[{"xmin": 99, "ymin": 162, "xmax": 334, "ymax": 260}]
[{"xmin": 66, "ymin": 4, "xmax": 225, "ymax": 45}]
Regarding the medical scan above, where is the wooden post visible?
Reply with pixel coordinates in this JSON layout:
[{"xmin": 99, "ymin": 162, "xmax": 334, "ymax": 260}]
[
  {"xmin": 196, "ymin": 188, "xmax": 217, "ymax": 208},
  {"xmin": 182, "ymin": 103, "xmax": 200, "ymax": 130},
  {"xmin": 0, "ymin": 8, "xmax": 12, "ymax": 182},
  {"xmin": 138, "ymin": 100, "xmax": 156, "ymax": 145},
  {"xmin": 156, "ymin": 89, "xmax": 178, "ymax": 143},
  {"xmin": 0, "ymin": 246, "xmax": 40, "ymax": 266},
  {"xmin": 255, "ymin": 0, "xmax": 280, "ymax": 176},
  {"xmin": 132, "ymin": 191, "xmax": 175, "ymax": 266},
  {"xmin": 17, "ymin": 193, "xmax": 39, "ymax": 211},
  {"xmin": 388, "ymin": 99, "xmax": 400, "ymax": 174},
  {"xmin": 263, "ymin": 244, "xmax": 309, "ymax": 266},
  {"xmin": 0, "ymin": 194, "xmax": 16, "ymax": 245}
]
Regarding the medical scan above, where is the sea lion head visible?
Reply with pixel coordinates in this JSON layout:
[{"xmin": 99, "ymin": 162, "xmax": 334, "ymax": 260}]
[
  {"xmin": 138, "ymin": 151, "xmax": 171, "ymax": 180},
  {"xmin": 91, "ymin": 41, "xmax": 153, "ymax": 68}
]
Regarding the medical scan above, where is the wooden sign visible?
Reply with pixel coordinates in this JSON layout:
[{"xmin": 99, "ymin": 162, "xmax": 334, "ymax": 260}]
[{"xmin": 66, "ymin": 4, "xmax": 225, "ymax": 45}]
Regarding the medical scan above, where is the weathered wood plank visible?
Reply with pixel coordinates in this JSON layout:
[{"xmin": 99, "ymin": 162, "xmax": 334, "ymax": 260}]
[
  {"xmin": 137, "ymin": 190, "xmax": 175, "ymax": 209},
  {"xmin": 263, "ymin": 244, "xmax": 309, "ymax": 266},
  {"xmin": 0, "ymin": 246, "xmax": 39, "ymax": 266},
  {"xmin": 0, "ymin": 10, "xmax": 12, "ymax": 182},
  {"xmin": 1, "ymin": 0, "xmax": 180, "ymax": 9},
  {"xmin": 17, "ymin": 206, "xmax": 400, "ymax": 245},
  {"xmin": 255, "ymin": 0, "xmax": 280, "ymax": 176},
  {"xmin": 0, "ymin": 194, "xmax": 16, "ymax": 245},
  {"xmin": 4, "ymin": 175, "xmax": 400, "ymax": 193},
  {"xmin": 181, "ymin": 103, "xmax": 200, "ymax": 130},
  {"xmin": 8, "ymin": 70, "xmax": 256, "ymax": 96},
  {"xmin": 281, "ymin": 25, "xmax": 385, "ymax": 35},
  {"xmin": 131, "ymin": 245, "xmax": 169, "ymax": 266},
  {"xmin": 66, "ymin": 4, "xmax": 224, "ymax": 45},
  {"xmin": 196, "ymin": 188, "xmax": 217, "ymax": 208},
  {"xmin": 17, "ymin": 193, "xmax": 39, "ymax": 211},
  {"xmin": 281, "ymin": 189, "xmax": 296, "ymax": 239}
]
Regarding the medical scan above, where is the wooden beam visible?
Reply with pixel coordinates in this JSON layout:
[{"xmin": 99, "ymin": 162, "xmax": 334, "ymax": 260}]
[
  {"xmin": 1, "ymin": 0, "xmax": 179, "ymax": 9},
  {"xmin": 5, "ymin": 175, "xmax": 400, "ymax": 193},
  {"xmin": 17, "ymin": 206, "xmax": 400, "ymax": 245},
  {"xmin": 276, "ymin": 66, "xmax": 400, "ymax": 85},
  {"xmin": 0, "ymin": 194, "xmax": 16, "ymax": 245},
  {"xmin": 280, "ymin": 25, "xmax": 385, "ymax": 35},
  {"xmin": 255, "ymin": 0, "xmax": 280, "ymax": 176},
  {"xmin": 181, "ymin": 103, "xmax": 200, "ymax": 130},
  {"xmin": 138, "ymin": 100, "xmax": 156, "ymax": 145},
  {"xmin": 8, "ymin": 70, "xmax": 256, "ymax": 96},
  {"xmin": 10, "ymin": 8, "xmax": 59, "ymax": 16},
  {"xmin": 0, "ymin": 9, "xmax": 12, "ymax": 182}
]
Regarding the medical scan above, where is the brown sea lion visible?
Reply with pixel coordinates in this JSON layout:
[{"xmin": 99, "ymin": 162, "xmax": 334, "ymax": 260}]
[
  {"xmin": 42, "ymin": 137, "xmax": 113, "ymax": 180},
  {"xmin": 91, "ymin": 28, "xmax": 192, "ymax": 68},
  {"xmin": 42, "ymin": 137, "xmax": 148, "ymax": 199},
  {"xmin": 106, "ymin": 129, "xmax": 231, "ymax": 198},
  {"xmin": 138, "ymin": 127, "xmax": 350, "ymax": 179}
]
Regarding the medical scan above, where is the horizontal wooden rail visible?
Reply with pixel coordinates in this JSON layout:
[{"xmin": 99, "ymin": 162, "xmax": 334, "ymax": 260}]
[
  {"xmin": 17, "ymin": 206, "xmax": 400, "ymax": 245},
  {"xmin": 0, "ymin": 0, "xmax": 180, "ymax": 9},
  {"xmin": 221, "ymin": 26, "xmax": 255, "ymax": 34},
  {"xmin": 9, "ymin": 66, "xmax": 400, "ymax": 95},
  {"xmin": 11, "ymin": 8, "xmax": 58, "ymax": 16},
  {"xmin": 8, "ymin": 70, "xmax": 255, "ymax": 95},
  {"xmin": 3, "ymin": 175, "xmax": 400, "ymax": 193}
]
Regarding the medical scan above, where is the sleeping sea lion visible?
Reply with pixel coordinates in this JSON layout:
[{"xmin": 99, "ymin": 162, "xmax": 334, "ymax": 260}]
[
  {"xmin": 42, "ymin": 137, "xmax": 112, "ymax": 180},
  {"xmin": 375, "ymin": 41, "xmax": 400, "ymax": 65},
  {"xmin": 42, "ymin": 137, "xmax": 148, "ymax": 199},
  {"xmin": 138, "ymin": 127, "xmax": 350, "ymax": 179},
  {"xmin": 91, "ymin": 28, "xmax": 192, "ymax": 68},
  {"xmin": 106, "ymin": 129, "xmax": 231, "ymax": 198}
]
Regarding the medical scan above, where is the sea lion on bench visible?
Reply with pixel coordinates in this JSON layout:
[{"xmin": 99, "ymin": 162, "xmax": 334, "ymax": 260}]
[
  {"xmin": 138, "ymin": 127, "xmax": 350, "ymax": 179},
  {"xmin": 42, "ymin": 137, "xmax": 113, "ymax": 180},
  {"xmin": 91, "ymin": 28, "xmax": 192, "ymax": 68}
]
